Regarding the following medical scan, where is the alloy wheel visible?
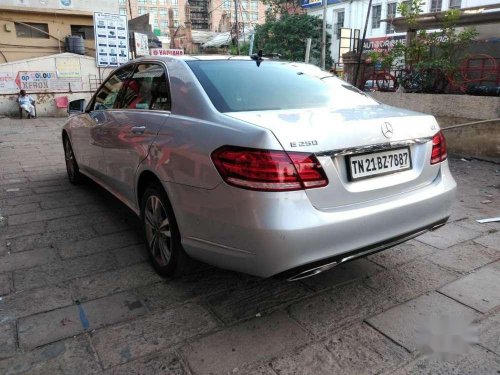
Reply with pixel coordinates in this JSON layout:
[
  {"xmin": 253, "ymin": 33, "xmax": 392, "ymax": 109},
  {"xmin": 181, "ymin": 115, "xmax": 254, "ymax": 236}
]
[{"xmin": 144, "ymin": 195, "xmax": 172, "ymax": 266}]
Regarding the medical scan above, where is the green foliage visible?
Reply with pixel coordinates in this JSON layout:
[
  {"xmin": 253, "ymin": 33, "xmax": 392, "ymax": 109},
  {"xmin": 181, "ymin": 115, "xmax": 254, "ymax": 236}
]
[
  {"xmin": 260, "ymin": 0, "xmax": 301, "ymax": 17},
  {"xmin": 229, "ymin": 42, "xmax": 251, "ymax": 56},
  {"xmin": 369, "ymin": 4, "xmax": 478, "ymax": 90},
  {"xmin": 254, "ymin": 13, "xmax": 333, "ymax": 68}
]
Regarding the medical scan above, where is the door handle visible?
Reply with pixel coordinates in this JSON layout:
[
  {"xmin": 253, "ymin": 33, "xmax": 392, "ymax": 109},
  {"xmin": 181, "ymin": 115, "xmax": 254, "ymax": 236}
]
[{"xmin": 131, "ymin": 126, "xmax": 146, "ymax": 134}]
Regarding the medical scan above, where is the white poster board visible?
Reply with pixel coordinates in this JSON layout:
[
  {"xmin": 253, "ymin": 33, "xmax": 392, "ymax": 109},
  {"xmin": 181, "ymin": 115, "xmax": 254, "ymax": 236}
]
[
  {"xmin": 134, "ymin": 32, "xmax": 149, "ymax": 57},
  {"xmin": 94, "ymin": 12, "xmax": 129, "ymax": 67}
]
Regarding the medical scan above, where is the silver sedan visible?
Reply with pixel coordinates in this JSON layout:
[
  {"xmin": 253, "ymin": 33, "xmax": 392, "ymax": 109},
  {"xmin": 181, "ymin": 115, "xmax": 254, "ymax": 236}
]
[{"xmin": 62, "ymin": 56, "xmax": 456, "ymax": 281}]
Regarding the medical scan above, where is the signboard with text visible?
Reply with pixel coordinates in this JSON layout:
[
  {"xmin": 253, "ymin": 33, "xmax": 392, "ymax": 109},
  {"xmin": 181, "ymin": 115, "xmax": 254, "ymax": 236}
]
[
  {"xmin": 0, "ymin": 72, "xmax": 18, "ymax": 93},
  {"xmin": 94, "ymin": 12, "xmax": 129, "ymax": 67},
  {"xmin": 15, "ymin": 71, "xmax": 83, "ymax": 92},
  {"xmin": 300, "ymin": 0, "xmax": 340, "ymax": 8},
  {"xmin": 149, "ymin": 48, "xmax": 184, "ymax": 56},
  {"xmin": 363, "ymin": 35, "xmax": 406, "ymax": 53},
  {"xmin": 134, "ymin": 32, "xmax": 149, "ymax": 57}
]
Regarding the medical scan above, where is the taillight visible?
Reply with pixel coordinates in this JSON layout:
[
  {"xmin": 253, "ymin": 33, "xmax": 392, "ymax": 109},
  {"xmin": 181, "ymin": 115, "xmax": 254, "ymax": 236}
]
[
  {"xmin": 430, "ymin": 131, "xmax": 448, "ymax": 165},
  {"xmin": 211, "ymin": 146, "xmax": 328, "ymax": 191}
]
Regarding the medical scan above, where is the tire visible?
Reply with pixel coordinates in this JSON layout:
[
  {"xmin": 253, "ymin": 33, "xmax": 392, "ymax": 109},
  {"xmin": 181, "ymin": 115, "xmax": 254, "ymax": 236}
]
[
  {"xmin": 63, "ymin": 136, "xmax": 84, "ymax": 184},
  {"xmin": 141, "ymin": 182, "xmax": 189, "ymax": 277}
]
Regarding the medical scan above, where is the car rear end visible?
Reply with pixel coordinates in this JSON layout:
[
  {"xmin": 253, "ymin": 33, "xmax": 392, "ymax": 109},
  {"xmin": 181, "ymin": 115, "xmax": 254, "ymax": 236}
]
[{"xmin": 179, "ymin": 59, "xmax": 456, "ymax": 279}]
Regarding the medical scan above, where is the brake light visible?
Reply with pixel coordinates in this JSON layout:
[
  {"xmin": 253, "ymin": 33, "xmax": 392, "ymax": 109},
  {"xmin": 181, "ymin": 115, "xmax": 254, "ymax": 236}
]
[
  {"xmin": 211, "ymin": 146, "xmax": 328, "ymax": 191},
  {"xmin": 430, "ymin": 131, "xmax": 448, "ymax": 165}
]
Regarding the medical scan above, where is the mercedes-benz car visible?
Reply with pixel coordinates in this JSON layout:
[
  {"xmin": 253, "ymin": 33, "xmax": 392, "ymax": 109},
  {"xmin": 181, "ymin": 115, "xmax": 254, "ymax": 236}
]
[{"xmin": 62, "ymin": 56, "xmax": 456, "ymax": 281}]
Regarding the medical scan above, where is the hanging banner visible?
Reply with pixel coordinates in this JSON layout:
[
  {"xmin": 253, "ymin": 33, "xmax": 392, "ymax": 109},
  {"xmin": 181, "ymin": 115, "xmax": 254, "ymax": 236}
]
[
  {"xmin": 149, "ymin": 48, "xmax": 184, "ymax": 56},
  {"xmin": 94, "ymin": 12, "xmax": 129, "ymax": 67}
]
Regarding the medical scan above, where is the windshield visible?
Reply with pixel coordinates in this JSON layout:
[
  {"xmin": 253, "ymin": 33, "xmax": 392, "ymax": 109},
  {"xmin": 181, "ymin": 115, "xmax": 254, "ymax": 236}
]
[{"xmin": 186, "ymin": 60, "xmax": 378, "ymax": 112}]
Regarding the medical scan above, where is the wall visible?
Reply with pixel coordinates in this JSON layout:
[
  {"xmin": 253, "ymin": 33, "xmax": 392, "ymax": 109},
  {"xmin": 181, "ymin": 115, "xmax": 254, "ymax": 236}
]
[
  {"xmin": 370, "ymin": 92, "xmax": 500, "ymax": 120},
  {"xmin": 443, "ymin": 120, "xmax": 500, "ymax": 161},
  {"xmin": 1, "ymin": 0, "xmax": 118, "ymax": 14},
  {"xmin": 0, "ymin": 8, "xmax": 96, "ymax": 63},
  {"xmin": 0, "ymin": 53, "xmax": 110, "ymax": 117}
]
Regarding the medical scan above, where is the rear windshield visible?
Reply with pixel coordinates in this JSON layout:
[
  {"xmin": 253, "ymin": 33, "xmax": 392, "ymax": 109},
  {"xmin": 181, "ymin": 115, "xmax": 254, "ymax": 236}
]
[{"xmin": 186, "ymin": 60, "xmax": 377, "ymax": 112}]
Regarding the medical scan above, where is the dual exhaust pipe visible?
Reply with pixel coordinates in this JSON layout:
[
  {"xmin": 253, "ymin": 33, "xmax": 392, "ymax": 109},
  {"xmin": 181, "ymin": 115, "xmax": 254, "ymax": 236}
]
[{"xmin": 286, "ymin": 220, "xmax": 447, "ymax": 282}]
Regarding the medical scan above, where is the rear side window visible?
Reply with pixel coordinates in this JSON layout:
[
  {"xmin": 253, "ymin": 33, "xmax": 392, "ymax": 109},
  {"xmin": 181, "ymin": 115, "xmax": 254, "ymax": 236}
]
[
  {"xmin": 119, "ymin": 63, "xmax": 171, "ymax": 111},
  {"xmin": 93, "ymin": 66, "xmax": 134, "ymax": 111},
  {"xmin": 186, "ymin": 60, "xmax": 377, "ymax": 112}
]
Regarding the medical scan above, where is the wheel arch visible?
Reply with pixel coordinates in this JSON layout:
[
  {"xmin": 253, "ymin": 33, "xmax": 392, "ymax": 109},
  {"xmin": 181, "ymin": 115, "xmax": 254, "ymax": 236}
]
[{"xmin": 136, "ymin": 170, "xmax": 165, "ymax": 211}]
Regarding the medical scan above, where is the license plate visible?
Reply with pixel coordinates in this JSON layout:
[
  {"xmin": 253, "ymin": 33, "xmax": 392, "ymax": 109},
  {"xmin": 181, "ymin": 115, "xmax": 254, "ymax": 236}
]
[{"xmin": 347, "ymin": 147, "xmax": 412, "ymax": 181}]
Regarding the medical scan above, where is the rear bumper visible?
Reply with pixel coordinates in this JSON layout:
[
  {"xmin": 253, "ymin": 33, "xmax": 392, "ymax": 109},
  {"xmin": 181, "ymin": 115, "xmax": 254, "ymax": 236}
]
[{"xmin": 166, "ymin": 162, "xmax": 457, "ymax": 278}]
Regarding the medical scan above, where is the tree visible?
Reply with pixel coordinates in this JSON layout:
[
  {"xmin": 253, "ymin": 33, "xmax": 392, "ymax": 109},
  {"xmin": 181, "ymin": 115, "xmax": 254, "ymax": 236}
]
[{"xmin": 254, "ymin": 13, "xmax": 333, "ymax": 68}]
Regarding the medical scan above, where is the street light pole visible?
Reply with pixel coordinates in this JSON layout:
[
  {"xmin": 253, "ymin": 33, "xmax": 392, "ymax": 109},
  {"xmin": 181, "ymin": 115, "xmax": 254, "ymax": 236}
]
[{"xmin": 320, "ymin": 0, "xmax": 327, "ymax": 70}]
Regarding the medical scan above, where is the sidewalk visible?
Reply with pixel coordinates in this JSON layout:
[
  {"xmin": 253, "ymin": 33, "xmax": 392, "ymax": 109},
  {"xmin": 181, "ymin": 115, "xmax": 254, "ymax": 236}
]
[{"xmin": 0, "ymin": 117, "xmax": 499, "ymax": 374}]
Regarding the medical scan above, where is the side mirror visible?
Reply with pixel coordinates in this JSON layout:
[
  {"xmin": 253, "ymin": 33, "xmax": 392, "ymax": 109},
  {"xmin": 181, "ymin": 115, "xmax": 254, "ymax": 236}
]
[{"xmin": 67, "ymin": 99, "xmax": 86, "ymax": 114}]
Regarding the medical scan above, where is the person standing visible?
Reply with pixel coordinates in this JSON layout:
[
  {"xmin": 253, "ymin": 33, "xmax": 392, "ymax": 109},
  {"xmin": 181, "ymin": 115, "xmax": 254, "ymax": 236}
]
[{"xmin": 18, "ymin": 90, "xmax": 36, "ymax": 119}]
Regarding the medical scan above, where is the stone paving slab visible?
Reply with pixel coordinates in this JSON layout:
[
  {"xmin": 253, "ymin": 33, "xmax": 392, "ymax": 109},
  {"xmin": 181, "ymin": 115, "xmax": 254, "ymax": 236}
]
[
  {"xmin": 91, "ymin": 303, "xmax": 219, "ymax": 369},
  {"xmin": 1, "ymin": 117, "xmax": 500, "ymax": 374},
  {"xmin": 18, "ymin": 291, "xmax": 147, "ymax": 350},
  {"xmin": 0, "ymin": 335, "xmax": 101, "ymax": 375},
  {"xmin": 366, "ymin": 292, "xmax": 480, "ymax": 353},
  {"xmin": 270, "ymin": 323, "xmax": 410, "ymax": 375},
  {"xmin": 0, "ymin": 285, "xmax": 73, "ymax": 323},
  {"xmin": 180, "ymin": 311, "xmax": 309, "ymax": 375},
  {"xmin": 363, "ymin": 258, "xmax": 459, "ymax": 303},
  {"xmin": 439, "ymin": 261, "xmax": 500, "ymax": 313}
]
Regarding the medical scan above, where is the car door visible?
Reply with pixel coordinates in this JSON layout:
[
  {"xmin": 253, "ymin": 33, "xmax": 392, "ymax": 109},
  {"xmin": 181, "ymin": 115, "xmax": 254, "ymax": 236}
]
[
  {"xmin": 75, "ymin": 65, "xmax": 135, "ymax": 179},
  {"xmin": 97, "ymin": 62, "xmax": 171, "ymax": 205}
]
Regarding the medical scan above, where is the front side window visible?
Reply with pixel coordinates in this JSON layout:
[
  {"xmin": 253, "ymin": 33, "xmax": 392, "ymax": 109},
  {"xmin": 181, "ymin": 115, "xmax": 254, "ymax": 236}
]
[
  {"xmin": 372, "ymin": 5, "xmax": 382, "ymax": 29},
  {"xmin": 187, "ymin": 61, "xmax": 377, "ymax": 113},
  {"xmin": 16, "ymin": 22, "xmax": 49, "ymax": 38},
  {"xmin": 119, "ymin": 64, "xmax": 170, "ymax": 111},
  {"xmin": 93, "ymin": 66, "xmax": 134, "ymax": 111}
]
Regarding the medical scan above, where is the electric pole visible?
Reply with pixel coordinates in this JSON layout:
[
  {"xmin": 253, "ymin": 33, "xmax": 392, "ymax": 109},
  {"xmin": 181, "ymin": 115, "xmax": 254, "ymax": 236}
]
[
  {"xmin": 320, "ymin": 0, "xmax": 327, "ymax": 70},
  {"xmin": 234, "ymin": 0, "xmax": 240, "ymax": 55}
]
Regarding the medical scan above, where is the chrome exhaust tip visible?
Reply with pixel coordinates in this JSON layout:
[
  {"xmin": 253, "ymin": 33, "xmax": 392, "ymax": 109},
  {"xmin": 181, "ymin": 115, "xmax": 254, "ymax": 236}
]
[{"xmin": 286, "ymin": 260, "xmax": 338, "ymax": 282}]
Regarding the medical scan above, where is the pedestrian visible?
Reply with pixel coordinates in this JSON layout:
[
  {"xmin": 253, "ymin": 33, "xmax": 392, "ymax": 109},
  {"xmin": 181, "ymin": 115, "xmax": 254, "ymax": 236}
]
[{"xmin": 17, "ymin": 90, "xmax": 36, "ymax": 119}]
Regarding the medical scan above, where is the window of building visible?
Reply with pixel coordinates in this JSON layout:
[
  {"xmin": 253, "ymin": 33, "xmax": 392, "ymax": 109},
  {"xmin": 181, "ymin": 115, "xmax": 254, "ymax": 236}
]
[
  {"xmin": 171, "ymin": 0, "xmax": 178, "ymax": 5},
  {"xmin": 174, "ymin": 20, "xmax": 179, "ymax": 27},
  {"xmin": 173, "ymin": 9, "xmax": 178, "ymax": 17},
  {"xmin": 71, "ymin": 25, "xmax": 95, "ymax": 40},
  {"xmin": 161, "ymin": 21, "xmax": 168, "ymax": 29},
  {"xmin": 160, "ymin": 8, "xmax": 167, "ymax": 16},
  {"xmin": 150, "ymin": 7, "xmax": 158, "ymax": 14},
  {"xmin": 138, "ymin": 6, "xmax": 147, "ymax": 14},
  {"xmin": 150, "ymin": 0, "xmax": 157, "ymax": 4},
  {"xmin": 158, "ymin": 0, "xmax": 166, "ymax": 4},
  {"xmin": 119, "ymin": 8, "xmax": 127, "ymax": 15},
  {"xmin": 449, "ymin": 0, "xmax": 461, "ymax": 9},
  {"xmin": 371, "ymin": 5, "xmax": 381, "ymax": 29},
  {"xmin": 138, "ymin": 0, "xmax": 146, "ymax": 4},
  {"xmin": 251, "ymin": 12, "xmax": 258, "ymax": 20},
  {"xmin": 430, "ymin": 0, "xmax": 442, "ymax": 12},
  {"xmin": 15, "ymin": 22, "xmax": 49, "ymax": 39},
  {"xmin": 223, "ymin": 0, "xmax": 230, "ymax": 8},
  {"xmin": 335, "ymin": 11, "xmax": 344, "ymax": 39},
  {"xmin": 242, "ymin": 0, "xmax": 248, "ymax": 8},
  {"xmin": 251, "ymin": 0, "xmax": 258, "ymax": 8},
  {"xmin": 118, "ymin": 0, "xmax": 125, "ymax": 4},
  {"xmin": 386, "ymin": 3, "xmax": 396, "ymax": 34}
]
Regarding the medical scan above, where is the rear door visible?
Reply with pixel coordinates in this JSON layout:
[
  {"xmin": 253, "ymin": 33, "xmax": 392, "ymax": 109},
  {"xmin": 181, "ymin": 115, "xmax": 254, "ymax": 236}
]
[{"xmin": 98, "ymin": 62, "xmax": 171, "ymax": 204}]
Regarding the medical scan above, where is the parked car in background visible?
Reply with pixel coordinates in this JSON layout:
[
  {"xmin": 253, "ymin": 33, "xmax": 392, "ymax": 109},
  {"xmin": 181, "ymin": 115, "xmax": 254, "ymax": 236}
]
[{"xmin": 63, "ymin": 56, "xmax": 456, "ymax": 281}]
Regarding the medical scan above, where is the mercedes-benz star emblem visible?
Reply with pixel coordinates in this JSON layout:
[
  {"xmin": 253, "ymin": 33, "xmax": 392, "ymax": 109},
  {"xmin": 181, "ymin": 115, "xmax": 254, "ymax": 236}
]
[{"xmin": 381, "ymin": 122, "xmax": 393, "ymax": 138}]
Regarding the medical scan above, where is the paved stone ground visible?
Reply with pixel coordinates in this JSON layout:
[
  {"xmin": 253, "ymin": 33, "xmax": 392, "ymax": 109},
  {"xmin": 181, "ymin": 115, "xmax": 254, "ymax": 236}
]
[{"xmin": 0, "ymin": 117, "xmax": 499, "ymax": 375}]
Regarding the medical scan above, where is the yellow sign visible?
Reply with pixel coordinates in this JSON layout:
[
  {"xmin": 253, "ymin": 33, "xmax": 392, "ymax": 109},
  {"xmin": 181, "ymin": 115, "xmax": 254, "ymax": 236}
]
[{"xmin": 56, "ymin": 57, "xmax": 81, "ymax": 78}]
